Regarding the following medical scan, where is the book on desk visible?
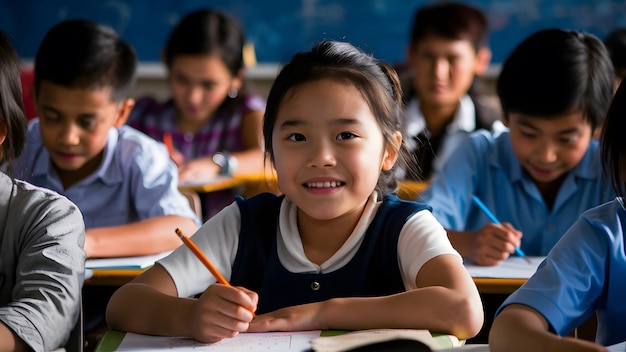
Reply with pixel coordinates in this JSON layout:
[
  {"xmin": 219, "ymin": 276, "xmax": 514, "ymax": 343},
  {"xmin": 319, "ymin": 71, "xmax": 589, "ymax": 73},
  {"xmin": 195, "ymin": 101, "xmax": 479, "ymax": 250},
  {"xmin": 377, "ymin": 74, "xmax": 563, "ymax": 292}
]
[{"xmin": 96, "ymin": 329, "xmax": 465, "ymax": 352}]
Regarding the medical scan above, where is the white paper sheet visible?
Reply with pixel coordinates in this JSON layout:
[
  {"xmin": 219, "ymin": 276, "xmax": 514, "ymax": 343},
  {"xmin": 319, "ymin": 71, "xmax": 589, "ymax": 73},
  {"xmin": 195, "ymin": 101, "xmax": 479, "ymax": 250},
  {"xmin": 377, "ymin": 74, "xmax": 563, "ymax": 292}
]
[
  {"xmin": 464, "ymin": 256, "xmax": 546, "ymax": 279},
  {"xmin": 115, "ymin": 331, "xmax": 322, "ymax": 351},
  {"xmin": 608, "ymin": 341, "xmax": 626, "ymax": 351},
  {"xmin": 85, "ymin": 251, "xmax": 173, "ymax": 269}
]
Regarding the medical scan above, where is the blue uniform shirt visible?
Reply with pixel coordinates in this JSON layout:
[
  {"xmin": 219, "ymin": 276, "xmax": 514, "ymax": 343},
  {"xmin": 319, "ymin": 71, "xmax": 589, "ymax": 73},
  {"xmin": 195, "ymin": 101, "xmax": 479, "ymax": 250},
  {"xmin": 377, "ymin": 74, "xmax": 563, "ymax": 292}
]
[
  {"xmin": 420, "ymin": 130, "xmax": 615, "ymax": 255},
  {"xmin": 14, "ymin": 119, "xmax": 200, "ymax": 228},
  {"xmin": 498, "ymin": 199, "xmax": 626, "ymax": 346}
]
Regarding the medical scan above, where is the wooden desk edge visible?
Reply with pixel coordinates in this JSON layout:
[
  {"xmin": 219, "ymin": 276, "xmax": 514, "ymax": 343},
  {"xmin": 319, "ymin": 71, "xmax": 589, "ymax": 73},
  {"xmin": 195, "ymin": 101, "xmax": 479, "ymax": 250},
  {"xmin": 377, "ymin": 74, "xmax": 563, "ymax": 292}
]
[
  {"xmin": 472, "ymin": 278, "xmax": 526, "ymax": 294},
  {"xmin": 84, "ymin": 269, "xmax": 145, "ymax": 286}
]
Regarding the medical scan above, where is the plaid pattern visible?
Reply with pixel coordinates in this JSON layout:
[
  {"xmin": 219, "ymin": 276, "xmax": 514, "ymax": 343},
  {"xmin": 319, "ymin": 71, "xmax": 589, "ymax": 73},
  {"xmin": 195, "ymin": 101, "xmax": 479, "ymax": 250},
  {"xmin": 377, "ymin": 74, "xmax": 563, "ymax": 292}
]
[{"xmin": 128, "ymin": 94, "xmax": 266, "ymax": 219}]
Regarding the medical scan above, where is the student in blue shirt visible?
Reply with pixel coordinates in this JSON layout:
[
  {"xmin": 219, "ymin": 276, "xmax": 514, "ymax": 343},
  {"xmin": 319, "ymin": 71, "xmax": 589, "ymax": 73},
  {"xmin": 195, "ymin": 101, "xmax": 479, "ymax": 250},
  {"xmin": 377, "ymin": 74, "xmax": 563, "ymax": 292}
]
[
  {"xmin": 490, "ymin": 79, "xmax": 626, "ymax": 352},
  {"xmin": 106, "ymin": 40, "xmax": 483, "ymax": 343},
  {"xmin": 13, "ymin": 19, "xmax": 200, "ymax": 335},
  {"xmin": 420, "ymin": 29, "xmax": 615, "ymax": 267}
]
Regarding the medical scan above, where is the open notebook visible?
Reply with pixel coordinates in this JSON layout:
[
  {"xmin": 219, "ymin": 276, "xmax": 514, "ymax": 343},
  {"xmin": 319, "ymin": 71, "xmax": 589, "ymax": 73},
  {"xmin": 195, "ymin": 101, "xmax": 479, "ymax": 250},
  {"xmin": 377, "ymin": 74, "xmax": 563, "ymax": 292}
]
[{"xmin": 85, "ymin": 251, "xmax": 173, "ymax": 270}]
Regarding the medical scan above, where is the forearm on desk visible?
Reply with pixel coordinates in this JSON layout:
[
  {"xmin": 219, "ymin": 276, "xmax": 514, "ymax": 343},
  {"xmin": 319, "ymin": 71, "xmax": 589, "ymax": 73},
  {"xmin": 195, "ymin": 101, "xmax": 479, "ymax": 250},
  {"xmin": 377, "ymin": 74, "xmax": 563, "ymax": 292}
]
[
  {"xmin": 86, "ymin": 215, "xmax": 198, "ymax": 258},
  {"xmin": 490, "ymin": 305, "xmax": 607, "ymax": 352},
  {"xmin": 106, "ymin": 281, "xmax": 195, "ymax": 337}
]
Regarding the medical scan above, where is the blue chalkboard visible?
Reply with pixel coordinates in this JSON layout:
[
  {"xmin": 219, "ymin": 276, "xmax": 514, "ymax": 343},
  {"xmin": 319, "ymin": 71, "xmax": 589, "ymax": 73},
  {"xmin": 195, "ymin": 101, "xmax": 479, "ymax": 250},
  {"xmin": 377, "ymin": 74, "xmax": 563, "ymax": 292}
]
[{"xmin": 2, "ymin": 0, "xmax": 626, "ymax": 65}]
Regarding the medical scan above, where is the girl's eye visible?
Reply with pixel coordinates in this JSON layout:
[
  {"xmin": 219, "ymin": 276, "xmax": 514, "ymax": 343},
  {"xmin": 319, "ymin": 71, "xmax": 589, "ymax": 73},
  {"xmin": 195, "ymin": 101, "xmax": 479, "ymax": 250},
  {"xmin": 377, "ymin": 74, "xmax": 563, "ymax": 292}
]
[
  {"xmin": 288, "ymin": 133, "xmax": 306, "ymax": 142},
  {"xmin": 337, "ymin": 132, "xmax": 357, "ymax": 140}
]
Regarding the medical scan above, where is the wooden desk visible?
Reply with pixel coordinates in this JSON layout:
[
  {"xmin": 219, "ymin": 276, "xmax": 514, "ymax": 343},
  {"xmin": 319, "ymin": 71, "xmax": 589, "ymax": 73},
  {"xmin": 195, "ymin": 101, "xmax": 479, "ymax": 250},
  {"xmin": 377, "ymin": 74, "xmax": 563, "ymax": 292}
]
[
  {"xmin": 84, "ymin": 267, "xmax": 526, "ymax": 295},
  {"xmin": 472, "ymin": 278, "xmax": 526, "ymax": 294},
  {"xmin": 178, "ymin": 176, "xmax": 243, "ymax": 193},
  {"xmin": 85, "ymin": 269, "xmax": 144, "ymax": 286}
]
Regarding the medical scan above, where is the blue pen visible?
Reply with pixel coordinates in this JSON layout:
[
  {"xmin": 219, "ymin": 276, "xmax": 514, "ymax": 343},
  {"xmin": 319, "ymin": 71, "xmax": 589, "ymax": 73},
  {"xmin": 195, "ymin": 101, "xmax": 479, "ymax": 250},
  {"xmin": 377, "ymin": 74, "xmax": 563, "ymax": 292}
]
[{"xmin": 471, "ymin": 194, "xmax": 529, "ymax": 261}]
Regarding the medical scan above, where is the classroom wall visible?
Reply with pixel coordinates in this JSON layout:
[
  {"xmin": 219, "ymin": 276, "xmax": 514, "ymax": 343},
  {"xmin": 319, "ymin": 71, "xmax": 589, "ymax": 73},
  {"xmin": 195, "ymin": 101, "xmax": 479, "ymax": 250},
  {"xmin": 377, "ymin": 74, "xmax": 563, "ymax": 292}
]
[{"xmin": 4, "ymin": 0, "xmax": 626, "ymax": 100}]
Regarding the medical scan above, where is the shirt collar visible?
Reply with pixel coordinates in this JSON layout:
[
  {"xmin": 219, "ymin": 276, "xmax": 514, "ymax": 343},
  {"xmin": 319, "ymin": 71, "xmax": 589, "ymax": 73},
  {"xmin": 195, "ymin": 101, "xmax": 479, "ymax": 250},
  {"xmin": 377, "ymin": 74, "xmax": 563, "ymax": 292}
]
[{"xmin": 405, "ymin": 94, "xmax": 476, "ymax": 137}]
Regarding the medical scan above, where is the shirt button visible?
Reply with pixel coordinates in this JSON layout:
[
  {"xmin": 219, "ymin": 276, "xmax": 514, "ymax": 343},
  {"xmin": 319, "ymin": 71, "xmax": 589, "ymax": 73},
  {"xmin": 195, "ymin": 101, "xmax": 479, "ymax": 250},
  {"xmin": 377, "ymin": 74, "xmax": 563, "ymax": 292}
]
[{"xmin": 311, "ymin": 281, "xmax": 320, "ymax": 291}]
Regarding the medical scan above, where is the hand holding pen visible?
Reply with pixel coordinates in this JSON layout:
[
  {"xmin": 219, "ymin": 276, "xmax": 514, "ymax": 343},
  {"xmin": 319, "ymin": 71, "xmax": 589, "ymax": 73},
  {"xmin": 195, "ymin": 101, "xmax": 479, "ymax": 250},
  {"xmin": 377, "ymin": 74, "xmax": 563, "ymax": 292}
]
[{"xmin": 470, "ymin": 195, "xmax": 531, "ymax": 265}]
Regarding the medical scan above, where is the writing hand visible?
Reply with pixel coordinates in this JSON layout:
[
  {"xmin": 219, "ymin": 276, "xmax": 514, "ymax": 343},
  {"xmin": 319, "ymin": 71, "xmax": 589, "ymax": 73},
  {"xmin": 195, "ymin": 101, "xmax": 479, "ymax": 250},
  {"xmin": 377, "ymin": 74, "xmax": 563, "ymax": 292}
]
[
  {"xmin": 470, "ymin": 222, "xmax": 523, "ymax": 266},
  {"xmin": 188, "ymin": 284, "xmax": 257, "ymax": 343}
]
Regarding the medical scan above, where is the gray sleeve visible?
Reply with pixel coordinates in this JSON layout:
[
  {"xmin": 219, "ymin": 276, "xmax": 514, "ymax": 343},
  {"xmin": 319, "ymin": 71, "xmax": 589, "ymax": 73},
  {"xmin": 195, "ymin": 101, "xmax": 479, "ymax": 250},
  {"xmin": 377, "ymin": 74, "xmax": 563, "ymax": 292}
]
[{"xmin": 0, "ymin": 184, "xmax": 85, "ymax": 352}]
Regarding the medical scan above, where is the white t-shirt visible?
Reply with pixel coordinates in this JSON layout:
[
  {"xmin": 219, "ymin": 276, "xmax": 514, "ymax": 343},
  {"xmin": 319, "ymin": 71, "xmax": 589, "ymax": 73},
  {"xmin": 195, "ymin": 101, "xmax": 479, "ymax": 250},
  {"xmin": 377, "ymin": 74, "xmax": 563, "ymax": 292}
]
[{"xmin": 159, "ymin": 193, "xmax": 460, "ymax": 298}]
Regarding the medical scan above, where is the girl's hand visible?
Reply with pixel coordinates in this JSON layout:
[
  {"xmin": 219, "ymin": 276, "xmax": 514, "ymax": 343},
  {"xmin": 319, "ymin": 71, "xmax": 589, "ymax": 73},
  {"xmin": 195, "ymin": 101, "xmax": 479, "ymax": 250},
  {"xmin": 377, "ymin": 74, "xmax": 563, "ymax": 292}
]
[
  {"xmin": 169, "ymin": 148, "xmax": 186, "ymax": 167},
  {"xmin": 187, "ymin": 284, "xmax": 258, "ymax": 343},
  {"xmin": 247, "ymin": 302, "xmax": 327, "ymax": 333},
  {"xmin": 470, "ymin": 222, "xmax": 522, "ymax": 266},
  {"xmin": 178, "ymin": 157, "xmax": 221, "ymax": 183}
]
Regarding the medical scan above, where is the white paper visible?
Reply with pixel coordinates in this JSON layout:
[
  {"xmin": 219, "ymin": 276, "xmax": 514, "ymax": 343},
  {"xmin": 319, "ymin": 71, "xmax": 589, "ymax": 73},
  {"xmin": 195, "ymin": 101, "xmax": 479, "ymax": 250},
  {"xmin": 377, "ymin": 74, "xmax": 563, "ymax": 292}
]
[
  {"xmin": 178, "ymin": 175, "xmax": 233, "ymax": 188},
  {"xmin": 608, "ymin": 341, "xmax": 626, "ymax": 352},
  {"xmin": 464, "ymin": 256, "xmax": 546, "ymax": 279},
  {"xmin": 116, "ymin": 331, "xmax": 322, "ymax": 351},
  {"xmin": 85, "ymin": 251, "xmax": 172, "ymax": 270}
]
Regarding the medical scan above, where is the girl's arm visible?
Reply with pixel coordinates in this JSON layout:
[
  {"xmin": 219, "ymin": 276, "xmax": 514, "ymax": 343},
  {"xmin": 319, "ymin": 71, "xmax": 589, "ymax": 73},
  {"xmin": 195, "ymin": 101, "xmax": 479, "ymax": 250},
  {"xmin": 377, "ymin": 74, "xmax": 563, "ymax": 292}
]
[
  {"xmin": 106, "ymin": 263, "xmax": 257, "ymax": 343},
  {"xmin": 230, "ymin": 110, "xmax": 266, "ymax": 175},
  {"xmin": 490, "ymin": 304, "xmax": 607, "ymax": 352},
  {"xmin": 248, "ymin": 254, "xmax": 484, "ymax": 340},
  {"xmin": 0, "ymin": 324, "xmax": 28, "ymax": 351}
]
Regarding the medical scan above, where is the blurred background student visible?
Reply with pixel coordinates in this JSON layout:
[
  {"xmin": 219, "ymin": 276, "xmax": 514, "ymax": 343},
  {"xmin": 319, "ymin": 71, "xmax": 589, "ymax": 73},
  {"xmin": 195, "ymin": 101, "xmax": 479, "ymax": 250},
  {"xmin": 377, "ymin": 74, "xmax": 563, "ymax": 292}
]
[
  {"xmin": 128, "ymin": 9, "xmax": 267, "ymax": 220},
  {"xmin": 0, "ymin": 30, "xmax": 85, "ymax": 352},
  {"xmin": 397, "ymin": 1, "xmax": 503, "ymax": 181}
]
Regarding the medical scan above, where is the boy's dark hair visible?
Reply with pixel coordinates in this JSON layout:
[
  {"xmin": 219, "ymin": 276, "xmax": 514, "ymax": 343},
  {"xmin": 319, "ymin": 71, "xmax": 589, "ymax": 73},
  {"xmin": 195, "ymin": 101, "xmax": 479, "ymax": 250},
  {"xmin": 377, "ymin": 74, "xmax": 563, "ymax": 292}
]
[
  {"xmin": 34, "ymin": 19, "xmax": 137, "ymax": 102},
  {"xmin": 163, "ymin": 9, "xmax": 245, "ymax": 77},
  {"xmin": 263, "ymin": 40, "xmax": 409, "ymax": 196},
  {"xmin": 604, "ymin": 28, "xmax": 626, "ymax": 80},
  {"xmin": 409, "ymin": 2, "xmax": 488, "ymax": 51},
  {"xmin": 0, "ymin": 31, "xmax": 27, "ymax": 176},
  {"xmin": 497, "ymin": 29, "xmax": 613, "ymax": 131},
  {"xmin": 602, "ymin": 80, "xmax": 626, "ymax": 198}
]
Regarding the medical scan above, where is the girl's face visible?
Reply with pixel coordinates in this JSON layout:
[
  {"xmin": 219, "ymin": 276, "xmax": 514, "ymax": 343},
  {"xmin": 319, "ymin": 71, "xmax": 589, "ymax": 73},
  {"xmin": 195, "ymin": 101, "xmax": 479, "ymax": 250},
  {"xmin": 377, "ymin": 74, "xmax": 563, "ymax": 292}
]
[
  {"xmin": 271, "ymin": 79, "xmax": 399, "ymax": 221},
  {"xmin": 168, "ymin": 54, "xmax": 241, "ymax": 124},
  {"xmin": 507, "ymin": 110, "xmax": 594, "ymax": 192}
]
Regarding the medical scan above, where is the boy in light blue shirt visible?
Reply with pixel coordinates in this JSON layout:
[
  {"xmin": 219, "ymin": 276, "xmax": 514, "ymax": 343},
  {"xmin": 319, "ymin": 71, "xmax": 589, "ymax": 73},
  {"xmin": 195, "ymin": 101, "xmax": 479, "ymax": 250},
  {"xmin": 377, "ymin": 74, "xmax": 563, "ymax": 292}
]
[
  {"xmin": 15, "ymin": 19, "xmax": 199, "ymax": 258},
  {"xmin": 420, "ymin": 29, "xmax": 615, "ymax": 267},
  {"xmin": 13, "ymin": 19, "xmax": 200, "ymax": 335},
  {"xmin": 490, "ymin": 78, "xmax": 626, "ymax": 352}
]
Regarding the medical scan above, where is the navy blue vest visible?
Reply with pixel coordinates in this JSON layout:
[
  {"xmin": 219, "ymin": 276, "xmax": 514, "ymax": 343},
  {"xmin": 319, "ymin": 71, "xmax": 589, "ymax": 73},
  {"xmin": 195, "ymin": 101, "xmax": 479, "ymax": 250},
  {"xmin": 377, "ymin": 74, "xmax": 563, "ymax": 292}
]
[{"xmin": 230, "ymin": 193, "xmax": 431, "ymax": 314}]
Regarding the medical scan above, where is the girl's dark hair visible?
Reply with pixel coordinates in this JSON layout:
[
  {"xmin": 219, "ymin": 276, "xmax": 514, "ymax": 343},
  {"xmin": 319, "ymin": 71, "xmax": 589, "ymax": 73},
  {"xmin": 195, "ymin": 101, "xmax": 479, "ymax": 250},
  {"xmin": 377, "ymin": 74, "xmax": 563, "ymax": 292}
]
[
  {"xmin": 601, "ymin": 80, "xmax": 626, "ymax": 198},
  {"xmin": 163, "ymin": 9, "xmax": 248, "ymax": 111},
  {"xmin": 34, "ymin": 19, "xmax": 137, "ymax": 102},
  {"xmin": 164, "ymin": 9, "xmax": 245, "ymax": 76},
  {"xmin": 263, "ymin": 40, "xmax": 410, "ymax": 196},
  {"xmin": 0, "ymin": 31, "xmax": 27, "ymax": 176},
  {"xmin": 497, "ymin": 29, "xmax": 613, "ymax": 130}
]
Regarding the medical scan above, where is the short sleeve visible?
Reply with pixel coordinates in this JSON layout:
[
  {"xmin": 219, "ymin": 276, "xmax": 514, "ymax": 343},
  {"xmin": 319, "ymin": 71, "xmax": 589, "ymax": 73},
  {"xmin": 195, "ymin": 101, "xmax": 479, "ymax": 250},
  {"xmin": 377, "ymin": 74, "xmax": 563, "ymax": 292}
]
[
  {"xmin": 497, "ymin": 213, "xmax": 609, "ymax": 335},
  {"xmin": 158, "ymin": 202, "xmax": 241, "ymax": 298},
  {"xmin": 398, "ymin": 210, "xmax": 461, "ymax": 289}
]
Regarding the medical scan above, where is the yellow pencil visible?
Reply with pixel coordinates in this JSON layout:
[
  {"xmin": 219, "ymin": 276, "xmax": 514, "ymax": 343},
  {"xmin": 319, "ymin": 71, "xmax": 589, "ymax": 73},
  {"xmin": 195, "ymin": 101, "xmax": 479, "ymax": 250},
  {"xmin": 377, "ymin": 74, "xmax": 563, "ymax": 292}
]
[
  {"xmin": 174, "ymin": 228, "xmax": 255, "ymax": 315},
  {"xmin": 175, "ymin": 228, "xmax": 230, "ymax": 285}
]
